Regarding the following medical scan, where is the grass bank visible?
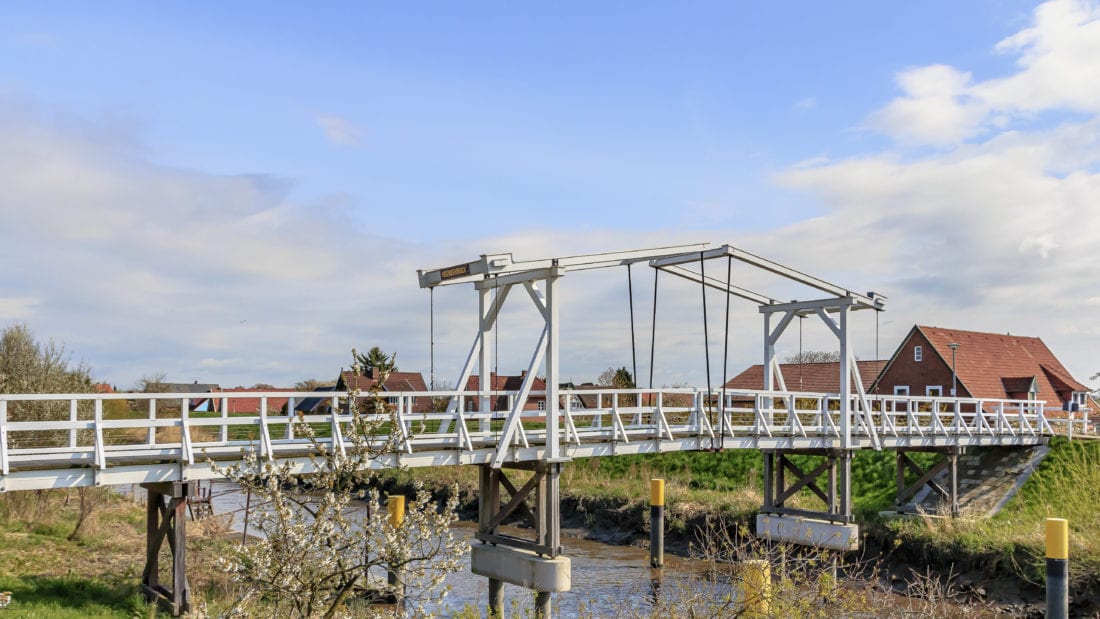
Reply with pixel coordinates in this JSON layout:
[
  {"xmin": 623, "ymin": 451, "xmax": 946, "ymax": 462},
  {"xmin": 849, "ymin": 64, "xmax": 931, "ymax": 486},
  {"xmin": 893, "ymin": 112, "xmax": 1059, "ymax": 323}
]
[{"xmin": 0, "ymin": 489, "xmax": 237, "ymax": 617}]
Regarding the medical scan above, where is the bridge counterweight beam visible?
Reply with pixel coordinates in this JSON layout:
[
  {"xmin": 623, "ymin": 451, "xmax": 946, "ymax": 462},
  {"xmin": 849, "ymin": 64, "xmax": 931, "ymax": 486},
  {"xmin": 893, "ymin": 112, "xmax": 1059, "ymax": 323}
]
[{"xmin": 141, "ymin": 481, "xmax": 193, "ymax": 616}]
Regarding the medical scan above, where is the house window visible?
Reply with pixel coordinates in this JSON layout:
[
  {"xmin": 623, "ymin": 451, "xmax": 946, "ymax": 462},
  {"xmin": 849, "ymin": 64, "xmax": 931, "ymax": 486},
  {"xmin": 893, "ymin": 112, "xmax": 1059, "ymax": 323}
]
[
  {"xmin": 894, "ymin": 386, "xmax": 910, "ymax": 396},
  {"xmin": 926, "ymin": 386, "xmax": 942, "ymax": 397},
  {"xmin": 914, "ymin": 346, "xmax": 923, "ymax": 362},
  {"xmin": 537, "ymin": 400, "xmax": 546, "ymax": 411}
]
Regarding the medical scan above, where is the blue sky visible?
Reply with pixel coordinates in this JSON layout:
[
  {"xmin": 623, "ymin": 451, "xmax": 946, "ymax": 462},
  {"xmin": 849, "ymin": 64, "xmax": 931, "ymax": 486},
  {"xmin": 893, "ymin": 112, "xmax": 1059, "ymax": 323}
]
[{"xmin": 1, "ymin": 1, "xmax": 1097, "ymax": 391}]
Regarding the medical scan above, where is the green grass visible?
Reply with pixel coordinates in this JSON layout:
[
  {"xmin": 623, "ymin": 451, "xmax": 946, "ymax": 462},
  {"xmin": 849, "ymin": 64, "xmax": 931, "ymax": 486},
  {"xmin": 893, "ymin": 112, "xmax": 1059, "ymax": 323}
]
[
  {"xmin": 886, "ymin": 437, "xmax": 1100, "ymax": 584},
  {"xmin": 0, "ymin": 490, "xmax": 238, "ymax": 618}
]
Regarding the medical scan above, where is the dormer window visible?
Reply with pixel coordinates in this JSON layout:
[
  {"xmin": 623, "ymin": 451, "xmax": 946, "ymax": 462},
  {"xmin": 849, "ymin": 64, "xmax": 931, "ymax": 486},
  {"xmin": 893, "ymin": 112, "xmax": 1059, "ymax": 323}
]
[{"xmin": 914, "ymin": 346, "xmax": 923, "ymax": 362}]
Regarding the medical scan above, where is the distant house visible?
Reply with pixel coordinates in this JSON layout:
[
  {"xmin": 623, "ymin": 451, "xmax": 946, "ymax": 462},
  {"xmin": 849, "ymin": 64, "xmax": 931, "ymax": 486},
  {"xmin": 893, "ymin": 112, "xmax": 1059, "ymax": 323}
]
[
  {"xmin": 559, "ymin": 382, "xmax": 601, "ymax": 409},
  {"xmin": 161, "ymin": 381, "xmax": 221, "ymax": 394},
  {"xmin": 294, "ymin": 386, "xmax": 338, "ymax": 414},
  {"xmin": 724, "ymin": 360, "xmax": 888, "ymax": 394},
  {"xmin": 462, "ymin": 372, "xmax": 547, "ymax": 412},
  {"xmin": 870, "ymin": 326, "xmax": 1091, "ymax": 412},
  {"xmin": 337, "ymin": 369, "xmax": 432, "ymax": 414},
  {"xmin": 193, "ymin": 388, "xmax": 292, "ymax": 414}
]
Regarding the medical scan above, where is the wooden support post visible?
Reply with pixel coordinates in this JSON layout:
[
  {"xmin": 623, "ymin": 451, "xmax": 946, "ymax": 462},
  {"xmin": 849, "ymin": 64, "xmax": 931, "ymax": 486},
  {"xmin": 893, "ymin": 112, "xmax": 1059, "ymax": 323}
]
[
  {"xmin": 838, "ymin": 450, "xmax": 853, "ymax": 523},
  {"xmin": 141, "ymin": 482, "xmax": 193, "ymax": 616}
]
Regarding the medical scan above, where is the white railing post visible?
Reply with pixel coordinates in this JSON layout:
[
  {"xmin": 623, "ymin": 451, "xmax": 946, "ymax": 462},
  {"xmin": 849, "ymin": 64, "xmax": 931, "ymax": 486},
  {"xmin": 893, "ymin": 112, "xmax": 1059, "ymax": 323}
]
[
  {"xmin": 286, "ymin": 397, "xmax": 295, "ymax": 440},
  {"xmin": 147, "ymin": 398, "xmax": 156, "ymax": 446},
  {"xmin": 220, "ymin": 396, "xmax": 229, "ymax": 443},
  {"xmin": 259, "ymin": 397, "xmax": 274, "ymax": 459},
  {"xmin": 180, "ymin": 397, "xmax": 194, "ymax": 465},
  {"xmin": 94, "ymin": 398, "xmax": 105, "ymax": 470},
  {"xmin": 69, "ymin": 399, "xmax": 78, "ymax": 449},
  {"xmin": 0, "ymin": 400, "xmax": 9, "ymax": 476}
]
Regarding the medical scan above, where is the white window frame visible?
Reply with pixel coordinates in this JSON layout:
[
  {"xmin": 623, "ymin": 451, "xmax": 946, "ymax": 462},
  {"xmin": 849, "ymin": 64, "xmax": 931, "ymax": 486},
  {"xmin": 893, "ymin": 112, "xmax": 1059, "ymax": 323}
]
[
  {"xmin": 537, "ymin": 400, "xmax": 546, "ymax": 411},
  {"xmin": 926, "ymin": 385, "xmax": 942, "ymax": 397},
  {"xmin": 894, "ymin": 386, "xmax": 910, "ymax": 396},
  {"xmin": 914, "ymin": 346, "xmax": 923, "ymax": 362}
]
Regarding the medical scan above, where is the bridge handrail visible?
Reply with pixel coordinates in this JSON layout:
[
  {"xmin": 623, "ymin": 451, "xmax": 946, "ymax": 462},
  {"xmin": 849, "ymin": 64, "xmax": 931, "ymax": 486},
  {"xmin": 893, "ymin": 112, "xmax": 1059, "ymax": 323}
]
[{"xmin": 0, "ymin": 388, "xmax": 1087, "ymax": 482}]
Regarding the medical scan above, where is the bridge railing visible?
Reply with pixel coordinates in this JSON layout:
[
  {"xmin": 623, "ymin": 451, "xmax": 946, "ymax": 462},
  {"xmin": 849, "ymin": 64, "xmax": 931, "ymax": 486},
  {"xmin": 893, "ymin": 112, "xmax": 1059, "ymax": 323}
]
[{"xmin": 0, "ymin": 388, "xmax": 1083, "ymax": 477}]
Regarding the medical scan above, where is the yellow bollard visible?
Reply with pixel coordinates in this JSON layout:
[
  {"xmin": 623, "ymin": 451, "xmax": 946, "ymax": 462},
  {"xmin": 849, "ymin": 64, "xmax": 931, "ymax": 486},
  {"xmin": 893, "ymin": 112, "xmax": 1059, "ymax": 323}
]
[
  {"xmin": 1046, "ymin": 517, "xmax": 1068, "ymax": 618},
  {"xmin": 387, "ymin": 495, "xmax": 407, "ymax": 598},
  {"xmin": 388, "ymin": 495, "xmax": 405, "ymax": 527},
  {"xmin": 742, "ymin": 559, "xmax": 771, "ymax": 617},
  {"xmin": 649, "ymin": 479, "xmax": 665, "ymax": 568}
]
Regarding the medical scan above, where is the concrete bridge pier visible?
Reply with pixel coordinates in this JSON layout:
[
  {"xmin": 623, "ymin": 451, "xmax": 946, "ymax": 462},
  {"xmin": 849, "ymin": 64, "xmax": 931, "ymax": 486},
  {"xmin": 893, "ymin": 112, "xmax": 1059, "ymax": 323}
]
[
  {"xmin": 473, "ymin": 461, "xmax": 571, "ymax": 617},
  {"xmin": 141, "ymin": 481, "xmax": 194, "ymax": 616}
]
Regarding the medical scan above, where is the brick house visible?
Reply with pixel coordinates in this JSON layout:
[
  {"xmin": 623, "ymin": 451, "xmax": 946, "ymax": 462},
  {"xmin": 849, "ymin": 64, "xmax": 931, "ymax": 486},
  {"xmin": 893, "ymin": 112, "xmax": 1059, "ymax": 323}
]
[
  {"xmin": 462, "ymin": 372, "xmax": 547, "ymax": 412},
  {"xmin": 870, "ymin": 325, "xmax": 1091, "ymax": 412}
]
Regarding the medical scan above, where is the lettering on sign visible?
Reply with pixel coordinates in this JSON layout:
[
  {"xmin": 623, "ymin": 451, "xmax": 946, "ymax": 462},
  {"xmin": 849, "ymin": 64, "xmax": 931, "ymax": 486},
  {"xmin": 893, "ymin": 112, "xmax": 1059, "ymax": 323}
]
[{"xmin": 439, "ymin": 263, "xmax": 472, "ymax": 281}]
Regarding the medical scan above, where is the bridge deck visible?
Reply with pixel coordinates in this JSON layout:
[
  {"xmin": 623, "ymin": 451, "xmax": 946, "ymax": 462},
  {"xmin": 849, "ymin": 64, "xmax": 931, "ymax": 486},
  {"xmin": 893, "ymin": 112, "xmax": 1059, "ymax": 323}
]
[{"xmin": 0, "ymin": 388, "xmax": 1086, "ymax": 492}]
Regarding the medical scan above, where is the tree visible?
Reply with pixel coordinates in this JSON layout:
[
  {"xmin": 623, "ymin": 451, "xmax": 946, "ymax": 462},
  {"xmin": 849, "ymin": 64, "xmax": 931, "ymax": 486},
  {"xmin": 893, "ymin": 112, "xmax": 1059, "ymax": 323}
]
[
  {"xmin": 784, "ymin": 350, "xmax": 841, "ymax": 364},
  {"xmin": 136, "ymin": 371, "xmax": 168, "ymax": 393},
  {"xmin": 0, "ymin": 324, "xmax": 103, "ymax": 538},
  {"xmin": 597, "ymin": 366, "xmax": 635, "ymax": 389},
  {"xmin": 216, "ymin": 350, "xmax": 463, "ymax": 617},
  {"xmin": 354, "ymin": 346, "xmax": 397, "ymax": 375},
  {"xmin": 0, "ymin": 323, "xmax": 93, "ymax": 396},
  {"xmin": 294, "ymin": 378, "xmax": 336, "ymax": 392}
]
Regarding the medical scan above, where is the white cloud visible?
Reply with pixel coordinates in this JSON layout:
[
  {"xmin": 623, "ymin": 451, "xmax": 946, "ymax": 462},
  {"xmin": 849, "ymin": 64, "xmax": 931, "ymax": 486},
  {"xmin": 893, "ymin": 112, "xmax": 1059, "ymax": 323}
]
[
  {"xmin": 871, "ymin": 0, "xmax": 1100, "ymax": 146},
  {"xmin": 315, "ymin": 114, "xmax": 363, "ymax": 147},
  {"xmin": 771, "ymin": 0, "xmax": 1100, "ymax": 383}
]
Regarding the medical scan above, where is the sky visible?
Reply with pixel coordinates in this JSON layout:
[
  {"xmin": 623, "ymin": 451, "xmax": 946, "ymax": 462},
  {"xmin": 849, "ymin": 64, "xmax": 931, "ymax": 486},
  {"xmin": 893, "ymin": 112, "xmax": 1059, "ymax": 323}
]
[{"xmin": 1, "ymin": 1, "xmax": 1097, "ymax": 392}]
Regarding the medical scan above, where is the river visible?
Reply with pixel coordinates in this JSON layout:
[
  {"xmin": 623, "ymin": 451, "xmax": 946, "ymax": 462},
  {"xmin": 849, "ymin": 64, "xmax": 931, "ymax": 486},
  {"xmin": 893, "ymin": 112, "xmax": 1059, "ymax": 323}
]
[{"xmin": 125, "ymin": 481, "xmax": 1007, "ymax": 617}]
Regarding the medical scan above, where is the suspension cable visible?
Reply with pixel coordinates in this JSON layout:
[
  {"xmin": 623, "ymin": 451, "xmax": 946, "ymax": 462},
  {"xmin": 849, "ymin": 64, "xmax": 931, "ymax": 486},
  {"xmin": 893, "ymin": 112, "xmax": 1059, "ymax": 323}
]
[
  {"xmin": 627, "ymin": 263, "xmax": 638, "ymax": 386},
  {"xmin": 649, "ymin": 267, "xmax": 659, "ymax": 389},
  {"xmin": 700, "ymin": 252, "xmax": 713, "ymax": 413},
  {"xmin": 429, "ymin": 287, "xmax": 435, "ymax": 390}
]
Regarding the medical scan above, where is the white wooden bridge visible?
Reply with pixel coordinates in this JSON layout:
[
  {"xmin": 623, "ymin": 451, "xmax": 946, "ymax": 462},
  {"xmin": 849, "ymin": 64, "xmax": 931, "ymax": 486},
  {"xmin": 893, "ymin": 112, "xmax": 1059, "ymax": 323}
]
[
  {"xmin": 0, "ymin": 386, "xmax": 1075, "ymax": 493},
  {"xmin": 0, "ymin": 242, "xmax": 1088, "ymax": 616}
]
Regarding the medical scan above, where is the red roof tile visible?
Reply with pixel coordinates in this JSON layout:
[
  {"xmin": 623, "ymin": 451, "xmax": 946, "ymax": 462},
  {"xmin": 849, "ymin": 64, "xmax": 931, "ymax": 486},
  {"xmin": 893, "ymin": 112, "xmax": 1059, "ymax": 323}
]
[
  {"xmin": 338, "ymin": 370, "xmax": 428, "ymax": 393},
  {"xmin": 207, "ymin": 388, "xmax": 291, "ymax": 414},
  {"xmin": 724, "ymin": 360, "xmax": 886, "ymax": 393},
  {"xmin": 915, "ymin": 325, "xmax": 1088, "ymax": 400}
]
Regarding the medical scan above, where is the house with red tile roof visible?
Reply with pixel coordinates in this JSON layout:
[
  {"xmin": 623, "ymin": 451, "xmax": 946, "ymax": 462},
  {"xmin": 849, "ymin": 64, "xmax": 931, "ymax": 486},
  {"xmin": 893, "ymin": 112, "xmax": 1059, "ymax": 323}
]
[
  {"xmin": 724, "ymin": 360, "xmax": 888, "ymax": 394},
  {"xmin": 336, "ymin": 369, "xmax": 432, "ymax": 414},
  {"xmin": 194, "ymin": 388, "xmax": 292, "ymax": 414},
  {"xmin": 870, "ymin": 326, "xmax": 1091, "ymax": 412},
  {"xmin": 461, "ymin": 372, "xmax": 547, "ymax": 412}
]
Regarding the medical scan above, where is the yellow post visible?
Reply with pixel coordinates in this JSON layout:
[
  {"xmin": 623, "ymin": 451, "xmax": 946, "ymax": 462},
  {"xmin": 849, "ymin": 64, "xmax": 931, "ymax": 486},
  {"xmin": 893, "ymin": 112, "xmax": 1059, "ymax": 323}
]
[
  {"xmin": 386, "ymin": 495, "xmax": 407, "ymax": 599},
  {"xmin": 388, "ymin": 495, "xmax": 406, "ymax": 527},
  {"xmin": 742, "ymin": 559, "xmax": 771, "ymax": 617},
  {"xmin": 1046, "ymin": 517, "xmax": 1068, "ymax": 618},
  {"xmin": 649, "ymin": 479, "xmax": 665, "ymax": 568}
]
